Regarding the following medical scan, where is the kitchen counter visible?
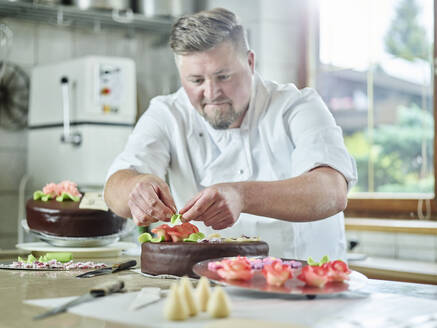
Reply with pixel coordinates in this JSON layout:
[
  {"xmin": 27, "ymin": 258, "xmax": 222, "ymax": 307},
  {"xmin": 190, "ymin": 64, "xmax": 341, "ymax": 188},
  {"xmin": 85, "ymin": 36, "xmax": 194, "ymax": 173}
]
[{"xmin": 1, "ymin": 254, "xmax": 437, "ymax": 328}]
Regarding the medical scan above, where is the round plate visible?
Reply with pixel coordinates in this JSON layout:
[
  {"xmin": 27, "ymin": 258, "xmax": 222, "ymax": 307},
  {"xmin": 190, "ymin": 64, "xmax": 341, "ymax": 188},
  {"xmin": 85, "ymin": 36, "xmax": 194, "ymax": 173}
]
[
  {"xmin": 21, "ymin": 219, "xmax": 135, "ymax": 247},
  {"xmin": 15, "ymin": 241, "xmax": 137, "ymax": 258},
  {"xmin": 193, "ymin": 256, "xmax": 368, "ymax": 297}
]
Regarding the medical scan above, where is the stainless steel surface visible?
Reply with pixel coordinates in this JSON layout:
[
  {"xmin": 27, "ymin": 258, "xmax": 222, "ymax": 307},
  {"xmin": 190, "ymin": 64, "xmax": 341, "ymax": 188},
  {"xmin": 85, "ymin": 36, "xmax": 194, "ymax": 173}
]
[
  {"xmin": 21, "ymin": 219, "xmax": 135, "ymax": 247},
  {"xmin": 0, "ymin": 1, "xmax": 172, "ymax": 32},
  {"xmin": 135, "ymin": 0, "xmax": 203, "ymax": 18},
  {"xmin": 193, "ymin": 256, "xmax": 368, "ymax": 297},
  {"xmin": 72, "ymin": 0, "xmax": 132, "ymax": 11}
]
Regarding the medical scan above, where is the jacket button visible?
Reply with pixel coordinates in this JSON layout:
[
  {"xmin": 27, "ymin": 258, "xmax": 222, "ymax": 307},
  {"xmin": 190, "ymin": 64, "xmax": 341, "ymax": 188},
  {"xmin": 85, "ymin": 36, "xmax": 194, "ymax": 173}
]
[{"xmin": 239, "ymin": 169, "xmax": 244, "ymax": 174}]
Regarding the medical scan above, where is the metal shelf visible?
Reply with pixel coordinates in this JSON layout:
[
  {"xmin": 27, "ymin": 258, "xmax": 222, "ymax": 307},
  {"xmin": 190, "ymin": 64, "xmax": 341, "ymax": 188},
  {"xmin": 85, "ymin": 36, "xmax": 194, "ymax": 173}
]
[{"xmin": 0, "ymin": 1, "xmax": 173, "ymax": 33}]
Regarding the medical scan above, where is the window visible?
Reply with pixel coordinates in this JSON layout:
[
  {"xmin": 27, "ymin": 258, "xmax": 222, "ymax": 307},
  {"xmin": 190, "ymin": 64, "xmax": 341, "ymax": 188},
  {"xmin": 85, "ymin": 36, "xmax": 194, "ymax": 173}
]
[{"xmin": 310, "ymin": 0, "xmax": 436, "ymax": 219}]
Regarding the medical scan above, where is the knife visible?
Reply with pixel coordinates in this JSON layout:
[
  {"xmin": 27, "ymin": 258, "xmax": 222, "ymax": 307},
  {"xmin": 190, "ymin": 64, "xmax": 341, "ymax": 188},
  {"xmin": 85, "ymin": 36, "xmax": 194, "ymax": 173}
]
[
  {"xmin": 75, "ymin": 260, "xmax": 137, "ymax": 278},
  {"xmin": 33, "ymin": 280, "xmax": 124, "ymax": 320}
]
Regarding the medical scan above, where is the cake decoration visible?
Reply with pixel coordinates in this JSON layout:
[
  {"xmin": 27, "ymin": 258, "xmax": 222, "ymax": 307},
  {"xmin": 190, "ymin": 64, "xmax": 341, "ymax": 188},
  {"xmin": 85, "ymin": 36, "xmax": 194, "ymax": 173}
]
[
  {"xmin": 207, "ymin": 255, "xmax": 351, "ymax": 288},
  {"xmin": 7, "ymin": 253, "xmax": 107, "ymax": 270},
  {"xmin": 163, "ymin": 277, "xmax": 230, "ymax": 321},
  {"xmin": 164, "ymin": 282, "xmax": 189, "ymax": 321},
  {"xmin": 140, "ymin": 221, "xmax": 269, "ymax": 277},
  {"xmin": 195, "ymin": 276, "xmax": 211, "ymax": 312},
  {"xmin": 26, "ymin": 181, "xmax": 126, "ymax": 237},
  {"xmin": 298, "ymin": 258, "xmax": 351, "ymax": 287},
  {"xmin": 33, "ymin": 180, "xmax": 82, "ymax": 202},
  {"xmin": 207, "ymin": 286, "xmax": 231, "ymax": 318},
  {"xmin": 216, "ymin": 256, "xmax": 254, "ymax": 281},
  {"xmin": 262, "ymin": 259, "xmax": 293, "ymax": 286},
  {"xmin": 180, "ymin": 276, "xmax": 198, "ymax": 316}
]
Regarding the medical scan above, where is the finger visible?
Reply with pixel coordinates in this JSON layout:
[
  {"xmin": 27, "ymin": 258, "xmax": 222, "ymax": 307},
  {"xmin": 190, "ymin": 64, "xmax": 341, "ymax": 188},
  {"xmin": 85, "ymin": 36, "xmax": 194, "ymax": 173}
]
[
  {"xmin": 132, "ymin": 214, "xmax": 157, "ymax": 227},
  {"xmin": 136, "ymin": 186, "xmax": 174, "ymax": 221},
  {"xmin": 201, "ymin": 211, "xmax": 225, "ymax": 227},
  {"xmin": 182, "ymin": 195, "xmax": 216, "ymax": 221},
  {"xmin": 153, "ymin": 183, "xmax": 177, "ymax": 214},
  {"xmin": 191, "ymin": 207, "xmax": 223, "ymax": 224},
  {"xmin": 179, "ymin": 193, "xmax": 202, "ymax": 215},
  {"xmin": 129, "ymin": 201, "xmax": 158, "ymax": 227},
  {"xmin": 211, "ymin": 221, "xmax": 231, "ymax": 230}
]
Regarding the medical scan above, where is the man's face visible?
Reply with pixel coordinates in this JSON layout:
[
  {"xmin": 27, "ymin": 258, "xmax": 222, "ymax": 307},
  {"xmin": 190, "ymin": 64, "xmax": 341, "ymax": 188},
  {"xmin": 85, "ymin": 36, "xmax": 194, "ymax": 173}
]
[{"xmin": 177, "ymin": 41, "xmax": 255, "ymax": 129}]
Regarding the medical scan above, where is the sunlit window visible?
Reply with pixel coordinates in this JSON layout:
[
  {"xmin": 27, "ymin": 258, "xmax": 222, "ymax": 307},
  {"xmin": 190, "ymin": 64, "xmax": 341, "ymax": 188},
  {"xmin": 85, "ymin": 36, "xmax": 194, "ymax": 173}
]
[{"xmin": 316, "ymin": 0, "xmax": 434, "ymax": 198}]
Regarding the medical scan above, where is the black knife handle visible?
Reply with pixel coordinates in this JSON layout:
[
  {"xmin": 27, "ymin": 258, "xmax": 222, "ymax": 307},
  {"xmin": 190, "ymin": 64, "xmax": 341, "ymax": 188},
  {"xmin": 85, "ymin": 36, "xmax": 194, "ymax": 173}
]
[{"xmin": 112, "ymin": 259, "xmax": 137, "ymax": 273}]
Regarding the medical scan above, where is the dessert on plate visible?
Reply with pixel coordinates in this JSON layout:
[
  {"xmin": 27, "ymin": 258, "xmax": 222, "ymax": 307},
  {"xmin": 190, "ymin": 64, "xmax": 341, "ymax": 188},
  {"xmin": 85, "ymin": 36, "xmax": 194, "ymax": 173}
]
[
  {"xmin": 26, "ymin": 181, "xmax": 126, "ymax": 237},
  {"xmin": 139, "ymin": 217, "xmax": 269, "ymax": 277}
]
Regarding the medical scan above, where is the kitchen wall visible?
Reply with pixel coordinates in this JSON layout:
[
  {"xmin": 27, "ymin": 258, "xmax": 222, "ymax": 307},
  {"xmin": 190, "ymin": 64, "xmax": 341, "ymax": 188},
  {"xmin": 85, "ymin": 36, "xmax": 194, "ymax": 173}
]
[{"xmin": 0, "ymin": 0, "xmax": 303, "ymax": 249}]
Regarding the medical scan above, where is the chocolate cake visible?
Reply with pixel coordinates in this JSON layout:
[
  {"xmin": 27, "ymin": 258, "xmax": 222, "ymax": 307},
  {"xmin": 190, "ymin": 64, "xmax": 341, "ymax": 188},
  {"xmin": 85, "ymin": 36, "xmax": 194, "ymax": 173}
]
[
  {"xmin": 26, "ymin": 199, "xmax": 126, "ymax": 237},
  {"xmin": 141, "ymin": 240, "xmax": 269, "ymax": 277}
]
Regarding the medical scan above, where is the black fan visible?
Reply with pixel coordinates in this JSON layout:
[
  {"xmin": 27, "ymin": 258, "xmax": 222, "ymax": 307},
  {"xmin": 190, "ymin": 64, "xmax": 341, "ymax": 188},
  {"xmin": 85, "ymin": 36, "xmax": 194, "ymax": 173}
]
[{"xmin": 0, "ymin": 61, "xmax": 29, "ymax": 130}]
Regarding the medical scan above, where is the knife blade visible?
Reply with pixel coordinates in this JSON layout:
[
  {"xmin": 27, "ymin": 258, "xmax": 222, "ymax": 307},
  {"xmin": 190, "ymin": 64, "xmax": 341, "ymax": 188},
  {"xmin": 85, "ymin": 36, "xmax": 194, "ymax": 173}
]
[
  {"xmin": 33, "ymin": 280, "xmax": 124, "ymax": 320},
  {"xmin": 76, "ymin": 259, "xmax": 136, "ymax": 278}
]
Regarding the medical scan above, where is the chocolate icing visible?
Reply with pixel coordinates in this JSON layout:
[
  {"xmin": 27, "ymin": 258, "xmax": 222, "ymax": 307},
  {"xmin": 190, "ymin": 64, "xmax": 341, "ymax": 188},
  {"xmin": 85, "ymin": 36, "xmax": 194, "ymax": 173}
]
[
  {"xmin": 26, "ymin": 198, "xmax": 126, "ymax": 237},
  {"xmin": 141, "ymin": 241, "xmax": 269, "ymax": 277}
]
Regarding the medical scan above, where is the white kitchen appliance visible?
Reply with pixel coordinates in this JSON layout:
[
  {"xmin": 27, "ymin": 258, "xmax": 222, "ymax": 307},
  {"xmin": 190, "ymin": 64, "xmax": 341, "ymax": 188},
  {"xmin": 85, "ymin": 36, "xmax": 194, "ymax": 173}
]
[{"xmin": 26, "ymin": 56, "xmax": 136, "ymax": 191}]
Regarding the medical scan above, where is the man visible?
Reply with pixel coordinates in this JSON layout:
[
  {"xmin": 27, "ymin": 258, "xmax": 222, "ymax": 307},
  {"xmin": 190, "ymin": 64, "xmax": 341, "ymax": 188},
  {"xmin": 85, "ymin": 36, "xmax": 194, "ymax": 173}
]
[{"xmin": 104, "ymin": 8, "xmax": 357, "ymax": 260}]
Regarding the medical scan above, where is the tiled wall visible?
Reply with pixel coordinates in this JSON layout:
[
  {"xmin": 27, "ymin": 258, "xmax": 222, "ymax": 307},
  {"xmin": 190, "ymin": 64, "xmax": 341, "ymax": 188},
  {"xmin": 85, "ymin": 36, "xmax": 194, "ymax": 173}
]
[
  {"xmin": 0, "ymin": 0, "xmax": 303, "ymax": 249},
  {"xmin": 346, "ymin": 230, "xmax": 437, "ymax": 262},
  {"xmin": 0, "ymin": 18, "xmax": 178, "ymax": 248}
]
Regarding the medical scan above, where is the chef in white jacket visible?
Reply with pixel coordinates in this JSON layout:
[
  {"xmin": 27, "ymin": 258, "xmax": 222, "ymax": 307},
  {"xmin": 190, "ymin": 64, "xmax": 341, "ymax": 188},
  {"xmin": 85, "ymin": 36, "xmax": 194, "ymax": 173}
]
[{"xmin": 104, "ymin": 8, "xmax": 357, "ymax": 261}]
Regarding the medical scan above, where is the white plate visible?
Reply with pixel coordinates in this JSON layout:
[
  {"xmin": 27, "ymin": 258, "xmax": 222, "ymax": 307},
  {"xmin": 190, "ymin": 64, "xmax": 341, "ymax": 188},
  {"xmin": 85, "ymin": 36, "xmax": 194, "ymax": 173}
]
[{"xmin": 15, "ymin": 241, "xmax": 137, "ymax": 258}]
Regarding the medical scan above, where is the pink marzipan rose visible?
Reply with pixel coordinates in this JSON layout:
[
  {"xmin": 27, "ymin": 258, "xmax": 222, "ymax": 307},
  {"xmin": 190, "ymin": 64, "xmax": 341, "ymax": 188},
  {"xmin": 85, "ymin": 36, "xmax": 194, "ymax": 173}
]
[
  {"xmin": 297, "ymin": 265, "xmax": 330, "ymax": 288},
  {"xmin": 42, "ymin": 183, "xmax": 59, "ymax": 197},
  {"xmin": 262, "ymin": 259, "xmax": 292, "ymax": 286},
  {"xmin": 217, "ymin": 256, "xmax": 253, "ymax": 281},
  {"xmin": 57, "ymin": 180, "xmax": 81, "ymax": 197},
  {"xmin": 324, "ymin": 260, "xmax": 351, "ymax": 282}
]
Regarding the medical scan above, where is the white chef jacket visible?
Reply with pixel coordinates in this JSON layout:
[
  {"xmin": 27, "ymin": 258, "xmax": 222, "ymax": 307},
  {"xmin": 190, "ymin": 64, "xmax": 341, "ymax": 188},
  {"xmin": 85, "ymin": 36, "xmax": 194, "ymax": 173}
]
[{"xmin": 106, "ymin": 72, "xmax": 358, "ymax": 262}]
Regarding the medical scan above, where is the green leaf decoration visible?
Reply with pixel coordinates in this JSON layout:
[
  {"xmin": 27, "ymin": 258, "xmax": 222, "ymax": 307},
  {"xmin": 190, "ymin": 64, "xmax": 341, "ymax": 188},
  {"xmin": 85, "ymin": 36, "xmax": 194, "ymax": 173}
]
[
  {"xmin": 183, "ymin": 232, "xmax": 205, "ymax": 242},
  {"xmin": 27, "ymin": 254, "xmax": 37, "ymax": 264},
  {"xmin": 151, "ymin": 235, "xmax": 165, "ymax": 243},
  {"xmin": 56, "ymin": 192, "xmax": 80, "ymax": 202},
  {"xmin": 46, "ymin": 252, "xmax": 73, "ymax": 263},
  {"xmin": 33, "ymin": 190, "xmax": 46, "ymax": 200},
  {"xmin": 138, "ymin": 232, "xmax": 152, "ymax": 243},
  {"xmin": 307, "ymin": 256, "xmax": 318, "ymax": 266},
  {"xmin": 171, "ymin": 213, "xmax": 182, "ymax": 224},
  {"xmin": 307, "ymin": 255, "xmax": 330, "ymax": 266},
  {"xmin": 320, "ymin": 255, "xmax": 330, "ymax": 265}
]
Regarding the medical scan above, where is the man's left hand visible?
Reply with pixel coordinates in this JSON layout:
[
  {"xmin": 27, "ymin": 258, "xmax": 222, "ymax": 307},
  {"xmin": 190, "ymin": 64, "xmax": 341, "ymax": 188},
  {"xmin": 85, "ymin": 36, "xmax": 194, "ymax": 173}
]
[{"xmin": 179, "ymin": 183, "xmax": 243, "ymax": 230}]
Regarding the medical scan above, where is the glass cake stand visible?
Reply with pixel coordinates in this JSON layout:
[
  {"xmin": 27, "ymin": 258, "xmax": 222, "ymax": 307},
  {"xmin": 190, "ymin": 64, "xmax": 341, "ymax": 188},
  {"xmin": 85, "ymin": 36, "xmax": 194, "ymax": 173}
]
[{"xmin": 21, "ymin": 219, "xmax": 136, "ymax": 247}]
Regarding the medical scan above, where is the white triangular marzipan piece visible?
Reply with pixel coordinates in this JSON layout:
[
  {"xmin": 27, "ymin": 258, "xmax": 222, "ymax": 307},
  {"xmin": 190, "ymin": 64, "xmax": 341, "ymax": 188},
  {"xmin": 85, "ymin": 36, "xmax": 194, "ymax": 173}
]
[
  {"xmin": 163, "ymin": 282, "xmax": 188, "ymax": 321},
  {"xmin": 195, "ymin": 276, "xmax": 211, "ymax": 312},
  {"xmin": 180, "ymin": 276, "xmax": 198, "ymax": 316},
  {"xmin": 207, "ymin": 286, "xmax": 231, "ymax": 318}
]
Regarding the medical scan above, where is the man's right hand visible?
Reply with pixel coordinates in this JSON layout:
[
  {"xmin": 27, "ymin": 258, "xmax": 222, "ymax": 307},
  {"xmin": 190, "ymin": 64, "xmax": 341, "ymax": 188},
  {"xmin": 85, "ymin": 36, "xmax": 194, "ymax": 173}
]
[{"xmin": 127, "ymin": 175, "xmax": 177, "ymax": 227}]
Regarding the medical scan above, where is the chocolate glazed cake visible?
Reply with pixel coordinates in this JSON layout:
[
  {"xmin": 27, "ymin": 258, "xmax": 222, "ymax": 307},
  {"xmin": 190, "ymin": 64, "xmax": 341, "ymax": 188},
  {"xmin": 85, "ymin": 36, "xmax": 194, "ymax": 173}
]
[
  {"xmin": 26, "ymin": 199, "xmax": 126, "ymax": 237},
  {"xmin": 141, "ymin": 241, "xmax": 269, "ymax": 277}
]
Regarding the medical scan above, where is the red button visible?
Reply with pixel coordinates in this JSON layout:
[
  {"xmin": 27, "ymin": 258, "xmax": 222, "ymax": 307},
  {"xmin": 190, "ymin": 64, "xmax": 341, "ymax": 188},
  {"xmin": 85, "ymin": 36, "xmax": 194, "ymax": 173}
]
[{"xmin": 101, "ymin": 88, "xmax": 111, "ymax": 95}]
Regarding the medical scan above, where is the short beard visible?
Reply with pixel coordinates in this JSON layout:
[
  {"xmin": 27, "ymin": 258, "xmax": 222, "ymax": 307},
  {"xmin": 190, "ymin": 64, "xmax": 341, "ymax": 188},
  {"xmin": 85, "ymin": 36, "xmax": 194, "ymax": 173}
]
[{"xmin": 201, "ymin": 104, "xmax": 243, "ymax": 130}]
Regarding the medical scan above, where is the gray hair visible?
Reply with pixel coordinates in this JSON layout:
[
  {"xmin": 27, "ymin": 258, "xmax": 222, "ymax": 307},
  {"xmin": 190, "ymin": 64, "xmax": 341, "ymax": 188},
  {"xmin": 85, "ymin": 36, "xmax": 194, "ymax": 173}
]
[{"xmin": 169, "ymin": 8, "xmax": 249, "ymax": 57}]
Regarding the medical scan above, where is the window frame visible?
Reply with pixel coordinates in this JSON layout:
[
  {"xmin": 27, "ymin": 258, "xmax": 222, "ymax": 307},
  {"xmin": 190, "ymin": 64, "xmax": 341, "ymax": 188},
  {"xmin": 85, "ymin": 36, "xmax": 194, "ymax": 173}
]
[{"xmin": 299, "ymin": 0, "xmax": 437, "ymax": 221}]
